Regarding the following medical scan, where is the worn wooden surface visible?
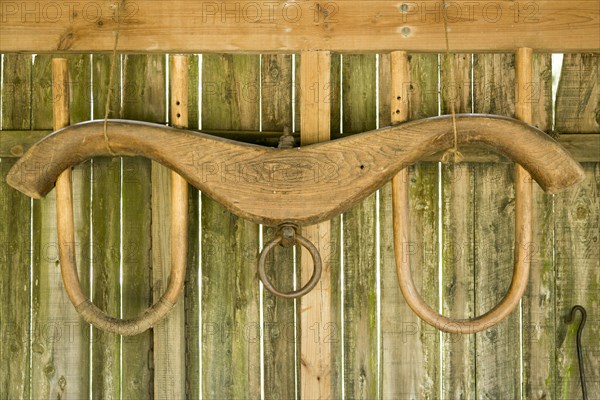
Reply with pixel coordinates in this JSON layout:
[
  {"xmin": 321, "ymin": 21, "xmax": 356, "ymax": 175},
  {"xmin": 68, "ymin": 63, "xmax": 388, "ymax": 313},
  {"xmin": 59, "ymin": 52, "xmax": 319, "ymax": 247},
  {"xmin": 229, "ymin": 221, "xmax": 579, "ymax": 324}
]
[
  {"xmin": 440, "ymin": 52, "xmax": 476, "ymax": 398},
  {"xmin": 151, "ymin": 54, "xmax": 187, "ymax": 399},
  {"xmin": 89, "ymin": 53, "xmax": 121, "ymax": 400},
  {"xmin": 555, "ymin": 53, "xmax": 600, "ymax": 134},
  {"xmin": 8, "ymin": 115, "xmax": 585, "ymax": 226},
  {"xmin": 30, "ymin": 54, "xmax": 92, "ymax": 400},
  {"xmin": 261, "ymin": 53, "xmax": 299, "ymax": 400},
  {"xmin": 3, "ymin": 128, "xmax": 599, "ymax": 161},
  {"xmin": 120, "ymin": 54, "xmax": 159, "ymax": 399},
  {"xmin": 184, "ymin": 53, "xmax": 201, "ymax": 400},
  {"xmin": 380, "ymin": 53, "xmax": 440, "ymax": 399},
  {"xmin": 201, "ymin": 53, "xmax": 261, "ymax": 400},
  {"xmin": 473, "ymin": 53, "xmax": 521, "ymax": 399},
  {"xmin": 0, "ymin": 54, "xmax": 32, "ymax": 400},
  {"xmin": 521, "ymin": 53, "xmax": 555, "ymax": 400},
  {"xmin": 341, "ymin": 53, "xmax": 378, "ymax": 399},
  {"xmin": 1, "ymin": 50, "xmax": 599, "ymax": 400},
  {"xmin": 299, "ymin": 50, "xmax": 333, "ymax": 400},
  {"xmin": 2, "ymin": 1, "xmax": 600, "ymax": 53},
  {"xmin": 555, "ymin": 53, "xmax": 600, "ymax": 399}
]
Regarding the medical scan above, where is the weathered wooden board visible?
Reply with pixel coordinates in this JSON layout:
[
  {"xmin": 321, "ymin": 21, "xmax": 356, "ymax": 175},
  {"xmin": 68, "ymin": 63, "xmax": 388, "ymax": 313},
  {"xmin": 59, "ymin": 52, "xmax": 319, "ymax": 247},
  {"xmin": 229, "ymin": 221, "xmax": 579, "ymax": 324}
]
[
  {"xmin": 380, "ymin": 53, "xmax": 440, "ymax": 398},
  {"xmin": 554, "ymin": 163, "xmax": 600, "ymax": 399},
  {"xmin": 521, "ymin": 53, "xmax": 556, "ymax": 400},
  {"xmin": 201, "ymin": 53, "xmax": 261, "ymax": 400},
  {"xmin": 120, "ymin": 54, "xmax": 160, "ymax": 399},
  {"xmin": 0, "ymin": 54, "xmax": 32, "ymax": 400},
  {"xmin": 30, "ymin": 54, "xmax": 91, "ymax": 400},
  {"xmin": 341, "ymin": 53, "xmax": 378, "ymax": 399},
  {"xmin": 184, "ymin": 54, "xmax": 201, "ymax": 400},
  {"xmin": 299, "ymin": 50, "xmax": 333, "ymax": 400},
  {"xmin": 89, "ymin": 53, "xmax": 122, "ymax": 400},
  {"xmin": 555, "ymin": 53, "xmax": 600, "ymax": 134},
  {"xmin": 2, "ymin": 1, "xmax": 599, "ymax": 53},
  {"xmin": 472, "ymin": 53, "xmax": 520, "ymax": 399},
  {"xmin": 440, "ymin": 53, "xmax": 476, "ymax": 399},
  {"xmin": 151, "ymin": 54, "xmax": 187, "ymax": 400},
  {"xmin": 260, "ymin": 53, "xmax": 299, "ymax": 400},
  {"xmin": 555, "ymin": 53, "xmax": 600, "ymax": 399}
]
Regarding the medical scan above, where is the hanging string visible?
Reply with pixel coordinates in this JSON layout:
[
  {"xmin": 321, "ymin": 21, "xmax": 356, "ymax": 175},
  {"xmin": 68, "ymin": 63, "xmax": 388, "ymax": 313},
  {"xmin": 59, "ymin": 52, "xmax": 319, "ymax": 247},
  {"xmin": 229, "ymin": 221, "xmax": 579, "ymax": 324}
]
[
  {"xmin": 440, "ymin": 0, "xmax": 463, "ymax": 164},
  {"xmin": 102, "ymin": 0, "xmax": 126, "ymax": 156}
]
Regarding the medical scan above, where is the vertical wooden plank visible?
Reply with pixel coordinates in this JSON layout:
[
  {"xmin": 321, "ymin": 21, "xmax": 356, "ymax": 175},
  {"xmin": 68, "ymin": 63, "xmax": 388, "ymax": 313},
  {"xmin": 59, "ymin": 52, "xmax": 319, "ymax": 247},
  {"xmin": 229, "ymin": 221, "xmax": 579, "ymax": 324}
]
[
  {"xmin": 554, "ymin": 164, "xmax": 600, "ymax": 399},
  {"xmin": 555, "ymin": 53, "xmax": 600, "ymax": 399},
  {"xmin": 299, "ymin": 51, "xmax": 332, "ymax": 400},
  {"xmin": 201, "ymin": 53, "xmax": 261, "ymax": 400},
  {"xmin": 67, "ymin": 54, "xmax": 92, "ymax": 400},
  {"xmin": 152, "ymin": 55, "xmax": 188, "ymax": 400},
  {"xmin": 121, "ymin": 54, "xmax": 164, "ymax": 400},
  {"xmin": 30, "ymin": 54, "xmax": 91, "ymax": 400},
  {"xmin": 341, "ymin": 53, "xmax": 378, "ymax": 399},
  {"xmin": 555, "ymin": 54, "xmax": 600, "ymax": 134},
  {"xmin": 184, "ymin": 54, "xmax": 201, "ymax": 400},
  {"xmin": 439, "ymin": 53, "xmax": 476, "ymax": 400},
  {"xmin": 473, "ymin": 53, "xmax": 520, "ymax": 399},
  {"xmin": 328, "ymin": 53, "xmax": 343, "ymax": 400},
  {"xmin": 521, "ymin": 53, "xmax": 556, "ymax": 400},
  {"xmin": 90, "ymin": 53, "xmax": 121, "ymax": 400},
  {"xmin": 380, "ymin": 53, "xmax": 440, "ymax": 399},
  {"xmin": 0, "ymin": 53, "xmax": 32, "ymax": 400},
  {"xmin": 377, "ymin": 51, "xmax": 394, "ymax": 400},
  {"xmin": 261, "ymin": 53, "xmax": 299, "ymax": 400}
]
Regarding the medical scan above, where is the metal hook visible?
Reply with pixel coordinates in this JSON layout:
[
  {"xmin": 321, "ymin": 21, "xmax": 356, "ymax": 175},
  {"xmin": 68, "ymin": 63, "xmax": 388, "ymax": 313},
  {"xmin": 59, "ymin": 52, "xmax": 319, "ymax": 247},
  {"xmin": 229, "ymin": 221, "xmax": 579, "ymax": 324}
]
[{"xmin": 567, "ymin": 305, "xmax": 587, "ymax": 400}]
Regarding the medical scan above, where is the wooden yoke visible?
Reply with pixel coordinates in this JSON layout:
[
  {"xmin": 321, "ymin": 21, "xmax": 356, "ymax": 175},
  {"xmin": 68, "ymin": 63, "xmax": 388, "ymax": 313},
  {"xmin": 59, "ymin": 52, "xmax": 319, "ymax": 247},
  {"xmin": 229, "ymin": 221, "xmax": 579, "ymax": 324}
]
[
  {"xmin": 8, "ymin": 114, "xmax": 584, "ymax": 227},
  {"xmin": 8, "ymin": 59, "xmax": 585, "ymax": 335}
]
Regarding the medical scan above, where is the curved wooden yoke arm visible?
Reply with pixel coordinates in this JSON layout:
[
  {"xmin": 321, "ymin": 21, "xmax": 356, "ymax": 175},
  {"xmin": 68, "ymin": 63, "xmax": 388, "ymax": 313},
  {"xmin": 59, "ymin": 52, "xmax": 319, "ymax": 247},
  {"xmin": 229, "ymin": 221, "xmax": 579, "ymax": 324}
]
[
  {"xmin": 56, "ymin": 168, "xmax": 189, "ymax": 336},
  {"xmin": 7, "ymin": 114, "xmax": 584, "ymax": 227}
]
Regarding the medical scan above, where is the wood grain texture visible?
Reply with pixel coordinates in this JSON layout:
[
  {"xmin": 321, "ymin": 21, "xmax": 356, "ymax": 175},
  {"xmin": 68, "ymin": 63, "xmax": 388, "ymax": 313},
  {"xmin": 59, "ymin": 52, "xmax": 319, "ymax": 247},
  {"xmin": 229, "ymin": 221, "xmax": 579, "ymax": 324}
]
[
  {"xmin": 555, "ymin": 53, "xmax": 600, "ymax": 134},
  {"xmin": 378, "ymin": 51, "xmax": 398, "ymax": 400},
  {"xmin": 555, "ymin": 53, "xmax": 600, "ymax": 399},
  {"xmin": 3, "ymin": 129, "xmax": 599, "ymax": 161},
  {"xmin": 260, "ymin": 53, "xmax": 299, "ymax": 400},
  {"xmin": 380, "ymin": 53, "xmax": 440, "ymax": 399},
  {"xmin": 0, "ymin": 54, "xmax": 32, "ymax": 400},
  {"xmin": 8, "ymin": 114, "xmax": 585, "ymax": 226},
  {"xmin": 327, "ymin": 52, "xmax": 343, "ymax": 400},
  {"xmin": 341, "ymin": 53, "xmax": 378, "ymax": 400},
  {"xmin": 90, "ymin": 53, "xmax": 121, "ymax": 400},
  {"xmin": 299, "ymin": 50, "xmax": 332, "ymax": 400},
  {"xmin": 555, "ymin": 163, "xmax": 600, "ymax": 399},
  {"xmin": 120, "ymin": 53, "xmax": 159, "ymax": 399},
  {"xmin": 472, "ymin": 53, "xmax": 520, "ymax": 400},
  {"xmin": 30, "ymin": 54, "xmax": 91, "ymax": 400},
  {"xmin": 2, "ymin": 1, "xmax": 599, "ymax": 53},
  {"xmin": 184, "ymin": 54, "xmax": 201, "ymax": 400},
  {"xmin": 152, "ymin": 54, "xmax": 187, "ymax": 400},
  {"xmin": 440, "ymin": 53, "xmax": 476, "ymax": 399},
  {"xmin": 201, "ymin": 53, "xmax": 261, "ymax": 400},
  {"xmin": 521, "ymin": 53, "xmax": 556, "ymax": 400}
]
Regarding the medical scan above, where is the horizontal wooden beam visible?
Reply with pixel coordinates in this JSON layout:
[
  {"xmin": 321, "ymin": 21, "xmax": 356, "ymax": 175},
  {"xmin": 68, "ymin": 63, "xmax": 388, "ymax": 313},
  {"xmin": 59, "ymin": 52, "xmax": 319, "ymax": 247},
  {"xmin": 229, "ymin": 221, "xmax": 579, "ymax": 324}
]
[
  {"xmin": 1, "ymin": 1, "xmax": 599, "ymax": 53},
  {"xmin": 1, "ymin": 130, "xmax": 598, "ymax": 161}
]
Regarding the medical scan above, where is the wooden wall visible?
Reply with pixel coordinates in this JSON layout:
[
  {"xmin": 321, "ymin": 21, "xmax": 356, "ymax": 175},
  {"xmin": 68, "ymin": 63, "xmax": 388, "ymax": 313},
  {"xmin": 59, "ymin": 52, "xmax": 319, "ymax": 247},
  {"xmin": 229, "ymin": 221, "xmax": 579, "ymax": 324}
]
[{"xmin": 0, "ymin": 52, "xmax": 598, "ymax": 399}]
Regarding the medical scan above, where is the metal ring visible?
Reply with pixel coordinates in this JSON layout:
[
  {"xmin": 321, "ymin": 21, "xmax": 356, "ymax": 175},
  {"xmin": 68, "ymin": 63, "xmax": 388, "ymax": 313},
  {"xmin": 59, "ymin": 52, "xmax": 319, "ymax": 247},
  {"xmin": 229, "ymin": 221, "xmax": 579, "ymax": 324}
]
[{"xmin": 258, "ymin": 231, "xmax": 322, "ymax": 299}]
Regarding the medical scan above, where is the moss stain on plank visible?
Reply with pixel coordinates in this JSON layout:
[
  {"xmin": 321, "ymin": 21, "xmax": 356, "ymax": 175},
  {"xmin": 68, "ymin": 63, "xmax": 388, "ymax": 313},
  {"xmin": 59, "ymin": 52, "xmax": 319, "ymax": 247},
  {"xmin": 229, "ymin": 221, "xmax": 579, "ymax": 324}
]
[
  {"xmin": 201, "ymin": 54, "xmax": 261, "ymax": 400},
  {"xmin": 341, "ymin": 53, "xmax": 378, "ymax": 400},
  {"xmin": 0, "ymin": 54, "xmax": 32, "ymax": 400}
]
